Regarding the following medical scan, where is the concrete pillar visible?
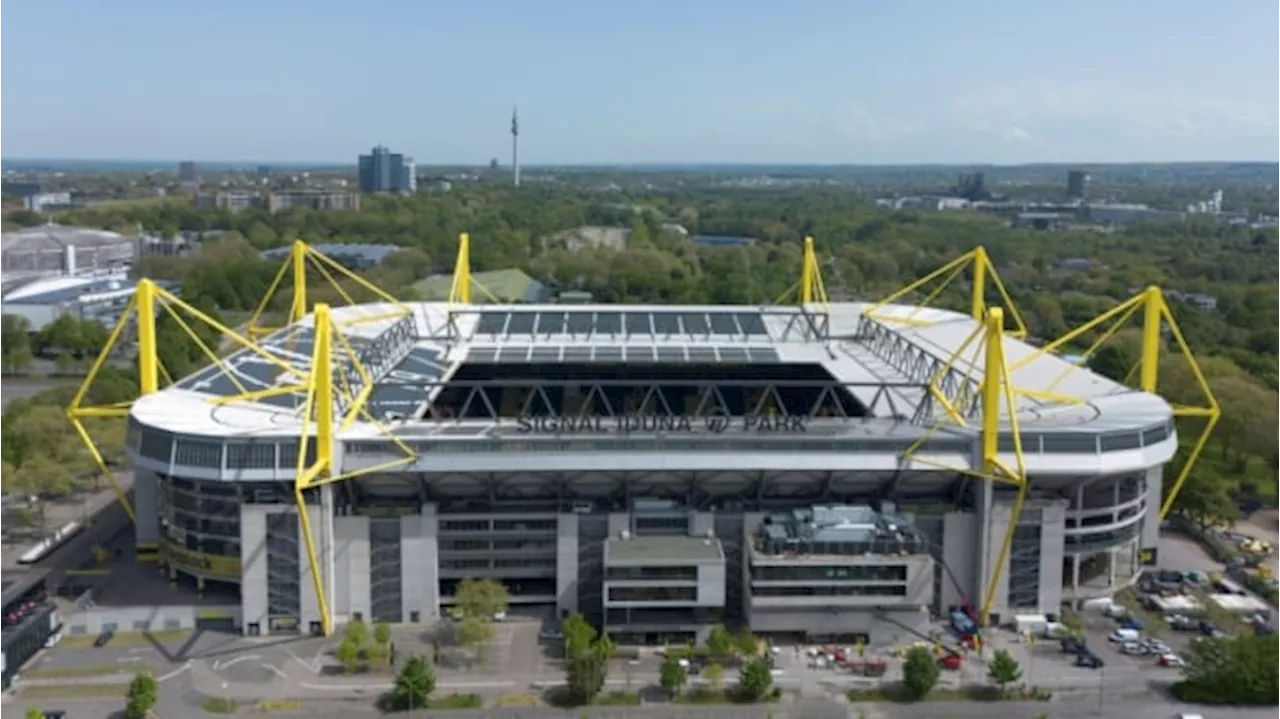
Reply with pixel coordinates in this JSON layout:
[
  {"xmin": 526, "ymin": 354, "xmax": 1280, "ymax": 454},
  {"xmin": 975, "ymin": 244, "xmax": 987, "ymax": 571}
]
[
  {"xmin": 134, "ymin": 471, "xmax": 159, "ymax": 545},
  {"xmin": 556, "ymin": 513, "xmax": 580, "ymax": 618},
  {"xmin": 334, "ymin": 515, "xmax": 370, "ymax": 621},
  {"xmin": 942, "ymin": 511, "xmax": 978, "ymax": 612},
  {"xmin": 1140, "ymin": 467, "xmax": 1163, "ymax": 554},
  {"xmin": 1038, "ymin": 500, "xmax": 1067, "ymax": 614},
  {"xmin": 1107, "ymin": 548, "xmax": 1117, "ymax": 587},
  {"xmin": 981, "ymin": 497, "xmax": 1012, "ymax": 621},
  {"xmin": 401, "ymin": 505, "xmax": 440, "ymax": 623},
  {"xmin": 239, "ymin": 505, "xmax": 269, "ymax": 633}
]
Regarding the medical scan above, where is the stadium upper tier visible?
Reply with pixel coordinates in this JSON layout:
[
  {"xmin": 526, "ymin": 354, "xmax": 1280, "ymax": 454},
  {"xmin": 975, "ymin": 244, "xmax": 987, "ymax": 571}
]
[{"xmin": 128, "ymin": 300, "xmax": 1174, "ymax": 450}]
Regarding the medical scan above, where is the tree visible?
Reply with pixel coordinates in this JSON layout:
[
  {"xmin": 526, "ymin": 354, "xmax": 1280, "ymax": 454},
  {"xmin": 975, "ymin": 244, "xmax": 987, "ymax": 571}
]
[
  {"xmin": 1173, "ymin": 634, "xmax": 1278, "ymax": 705},
  {"xmin": 26, "ymin": 707, "xmax": 44, "ymax": 719},
  {"xmin": 124, "ymin": 671, "xmax": 158, "ymax": 719},
  {"xmin": 453, "ymin": 577, "xmax": 510, "ymax": 619},
  {"xmin": 705, "ymin": 624, "xmax": 734, "ymax": 657},
  {"xmin": 901, "ymin": 646, "xmax": 940, "ymax": 701},
  {"xmin": 987, "ymin": 649, "xmax": 1022, "ymax": 695},
  {"xmin": 1, "ymin": 315, "xmax": 34, "ymax": 374},
  {"xmin": 736, "ymin": 659, "xmax": 774, "ymax": 702},
  {"xmin": 560, "ymin": 612, "xmax": 613, "ymax": 705},
  {"xmin": 704, "ymin": 662, "xmax": 724, "ymax": 692},
  {"xmin": 392, "ymin": 655, "xmax": 435, "ymax": 711},
  {"xmin": 659, "ymin": 654, "xmax": 687, "ymax": 697},
  {"xmin": 455, "ymin": 615, "xmax": 493, "ymax": 660},
  {"xmin": 734, "ymin": 627, "xmax": 759, "ymax": 656},
  {"xmin": 335, "ymin": 637, "xmax": 361, "ymax": 674},
  {"xmin": 374, "ymin": 620, "xmax": 392, "ymax": 647}
]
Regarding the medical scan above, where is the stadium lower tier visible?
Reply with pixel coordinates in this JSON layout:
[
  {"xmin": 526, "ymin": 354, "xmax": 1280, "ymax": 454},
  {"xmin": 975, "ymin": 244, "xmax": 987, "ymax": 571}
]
[{"xmin": 137, "ymin": 469, "xmax": 1163, "ymax": 642}]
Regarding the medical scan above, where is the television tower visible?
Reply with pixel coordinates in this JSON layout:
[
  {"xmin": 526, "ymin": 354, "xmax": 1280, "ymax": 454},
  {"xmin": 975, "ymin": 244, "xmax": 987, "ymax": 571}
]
[{"xmin": 511, "ymin": 105, "xmax": 521, "ymax": 187}]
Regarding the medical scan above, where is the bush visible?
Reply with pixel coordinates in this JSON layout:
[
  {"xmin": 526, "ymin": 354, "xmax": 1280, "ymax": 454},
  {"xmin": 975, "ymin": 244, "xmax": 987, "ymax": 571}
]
[
  {"xmin": 1172, "ymin": 634, "xmax": 1278, "ymax": 705},
  {"xmin": 901, "ymin": 646, "xmax": 940, "ymax": 701}
]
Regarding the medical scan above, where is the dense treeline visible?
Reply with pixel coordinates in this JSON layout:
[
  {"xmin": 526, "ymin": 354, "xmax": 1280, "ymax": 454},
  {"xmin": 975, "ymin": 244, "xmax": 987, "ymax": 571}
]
[{"xmin": 1, "ymin": 186, "xmax": 1276, "ymax": 524}]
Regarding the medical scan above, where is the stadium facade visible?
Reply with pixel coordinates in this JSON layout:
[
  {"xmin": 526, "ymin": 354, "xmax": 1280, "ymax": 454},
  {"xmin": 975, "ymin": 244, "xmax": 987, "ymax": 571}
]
[{"xmin": 77, "ymin": 239, "xmax": 1215, "ymax": 644}]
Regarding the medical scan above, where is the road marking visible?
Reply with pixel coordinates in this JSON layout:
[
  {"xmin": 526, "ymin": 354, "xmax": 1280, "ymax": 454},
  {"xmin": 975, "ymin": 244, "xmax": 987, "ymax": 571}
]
[
  {"xmin": 263, "ymin": 663, "xmax": 288, "ymax": 680},
  {"xmin": 282, "ymin": 647, "xmax": 322, "ymax": 674},
  {"xmin": 212, "ymin": 654, "xmax": 260, "ymax": 671},
  {"xmin": 117, "ymin": 656, "xmax": 145, "ymax": 662},
  {"xmin": 158, "ymin": 662, "xmax": 191, "ymax": 682},
  {"xmin": 438, "ymin": 680, "xmax": 518, "ymax": 689}
]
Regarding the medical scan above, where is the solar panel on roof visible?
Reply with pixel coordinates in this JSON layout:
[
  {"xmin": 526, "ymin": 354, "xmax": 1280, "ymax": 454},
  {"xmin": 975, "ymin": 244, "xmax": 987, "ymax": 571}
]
[
  {"xmin": 563, "ymin": 346, "xmax": 593, "ymax": 361},
  {"xmin": 746, "ymin": 347, "xmax": 780, "ymax": 363},
  {"xmin": 719, "ymin": 347, "xmax": 749, "ymax": 362},
  {"xmin": 506, "ymin": 312, "xmax": 536, "ymax": 334},
  {"xmin": 624, "ymin": 313, "xmax": 651, "ymax": 335},
  {"xmin": 535, "ymin": 312, "xmax": 566, "ymax": 334},
  {"xmin": 595, "ymin": 312, "xmax": 622, "ymax": 335},
  {"xmin": 530, "ymin": 347, "xmax": 561, "ymax": 362},
  {"xmin": 595, "ymin": 346, "xmax": 624, "ymax": 361},
  {"xmin": 651, "ymin": 312, "xmax": 681, "ymax": 335},
  {"xmin": 656, "ymin": 346, "xmax": 686, "ymax": 362},
  {"xmin": 708, "ymin": 313, "xmax": 739, "ymax": 334},
  {"xmin": 688, "ymin": 347, "xmax": 717, "ymax": 362},
  {"xmin": 625, "ymin": 346, "xmax": 656, "ymax": 362},
  {"xmin": 566, "ymin": 312, "xmax": 594, "ymax": 334},
  {"xmin": 467, "ymin": 347, "xmax": 500, "ymax": 363},
  {"xmin": 736, "ymin": 312, "xmax": 768, "ymax": 335},
  {"xmin": 497, "ymin": 347, "xmax": 530, "ymax": 363},
  {"xmin": 475, "ymin": 313, "xmax": 508, "ymax": 334},
  {"xmin": 681, "ymin": 313, "xmax": 709, "ymax": 335}
]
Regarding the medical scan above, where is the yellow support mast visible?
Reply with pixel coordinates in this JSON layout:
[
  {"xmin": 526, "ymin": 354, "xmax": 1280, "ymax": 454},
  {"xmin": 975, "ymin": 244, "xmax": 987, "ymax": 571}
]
[
  {"xmin": 449, "ymin": 232, "xmax": 473, "ymax": 305},
  {"xmin": 773, "ymin": 236, "xmax": 830, "ymax": 308},
  {"xmin": 295, "ymin": 303, "xmax": 336, "ymax": 637},
  {"xmin": 864, "ymin": 246, "xmax": 1029, "ymax": 339},
  {"xmin": 1005, "ymin": 286, "xmax": 1220, "ymax": 520}
]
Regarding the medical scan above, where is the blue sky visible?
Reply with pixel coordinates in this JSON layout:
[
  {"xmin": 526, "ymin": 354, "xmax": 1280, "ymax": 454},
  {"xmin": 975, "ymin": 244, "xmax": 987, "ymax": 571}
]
[{"xmin": 2, "ymin": 0, "xmax": 1277, "ymax": 164}]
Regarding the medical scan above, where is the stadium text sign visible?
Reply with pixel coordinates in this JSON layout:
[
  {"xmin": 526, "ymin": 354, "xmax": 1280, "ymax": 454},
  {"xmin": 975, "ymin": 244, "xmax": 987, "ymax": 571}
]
[{"xmin": 515, "ymin": 413, "xmax": 806, "ymax": 434}]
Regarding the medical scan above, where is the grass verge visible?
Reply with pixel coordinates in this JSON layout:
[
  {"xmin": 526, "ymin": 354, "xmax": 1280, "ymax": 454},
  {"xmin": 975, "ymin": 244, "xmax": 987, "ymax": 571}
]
[
  {"xmin": 427, "ymin": 693, "xmax": 484, "ymax": 709},
  {"xmin": 20, "ymin": 683, "xmax": 128, "ymax": 700},
  {"xmin": 25, "ymin": 664, "xmax": 156, "ymax": 679},
  {"xmin": 847, "ymin": 684, "xmax": 1053, "ymax": 703},
  {"xmin": 202, "ymin": 696, "xmax": 239, "ymax": 713},
  {"xmin": 59, "ymin": 630, "xmax": 190, "ymax": 649},
  {"xmin": 495, "ymin": 693, "xmax": 541, "ymax": 707},
  {"xmin": 594, "ymin": 690, "xmax": 642, "ymax": 706}
]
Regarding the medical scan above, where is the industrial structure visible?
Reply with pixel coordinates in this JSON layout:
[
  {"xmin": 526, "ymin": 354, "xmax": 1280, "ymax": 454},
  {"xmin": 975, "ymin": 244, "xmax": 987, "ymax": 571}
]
[{"xmin": 69, "ymin": 236, "xmax": 1219, "ymax": 644}]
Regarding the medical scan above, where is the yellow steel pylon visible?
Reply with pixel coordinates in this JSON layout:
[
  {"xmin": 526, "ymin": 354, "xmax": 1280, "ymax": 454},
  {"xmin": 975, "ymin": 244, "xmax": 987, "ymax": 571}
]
[{"xmin": 775, "ymin": 236, "xmax": 830, "ymax": 310}]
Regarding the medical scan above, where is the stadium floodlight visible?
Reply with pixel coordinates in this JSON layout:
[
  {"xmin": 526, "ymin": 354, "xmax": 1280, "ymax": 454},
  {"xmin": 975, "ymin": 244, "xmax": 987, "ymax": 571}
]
[
  {"xmin": 1008, "ymin": 286, "xmax": 1220, "ymax": 521},
  {"xmin": 864, "ymin": 246, "xmax": 1029, "ymax": 340}
]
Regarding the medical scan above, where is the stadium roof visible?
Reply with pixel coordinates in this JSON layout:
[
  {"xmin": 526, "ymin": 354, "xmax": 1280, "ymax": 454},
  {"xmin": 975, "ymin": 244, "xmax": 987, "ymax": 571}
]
[
  {"xmin": 2, "ymin": 272, "xmax": 134, "ymax": 305},
  {"xmin": 128, "ymin": 300, "xmax": 1174, "ymax": 441}
]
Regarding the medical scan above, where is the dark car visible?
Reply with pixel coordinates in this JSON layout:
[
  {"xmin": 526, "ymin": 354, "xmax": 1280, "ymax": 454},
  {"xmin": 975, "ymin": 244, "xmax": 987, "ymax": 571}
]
[
  {"xmin": 1075, "ymin": 651, "xmax": 1105, "ymax": 669},
  {"xmin": 93, "ymin": 631, "xmax": 114, "ymax": 647}
]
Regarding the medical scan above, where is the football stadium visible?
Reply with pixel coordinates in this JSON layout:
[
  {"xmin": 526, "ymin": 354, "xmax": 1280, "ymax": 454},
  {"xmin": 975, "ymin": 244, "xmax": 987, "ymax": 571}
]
[{"xmin": 70, "ymin": 236, "xmax": 1219, "ymax": 645}]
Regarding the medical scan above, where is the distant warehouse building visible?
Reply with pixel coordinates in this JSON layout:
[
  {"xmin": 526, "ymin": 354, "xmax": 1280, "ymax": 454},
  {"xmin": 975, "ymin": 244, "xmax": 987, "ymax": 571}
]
[
  {"xmin": 413, "ymin": 268, "xmax": 546, "ymax": 304},
  {"xmin": 260, "ymin": 243, "xmax": 399, "ymax": 270},
  {"xmin": 0, "ymin": 274, "xmax": 179, "ymax": 332}
]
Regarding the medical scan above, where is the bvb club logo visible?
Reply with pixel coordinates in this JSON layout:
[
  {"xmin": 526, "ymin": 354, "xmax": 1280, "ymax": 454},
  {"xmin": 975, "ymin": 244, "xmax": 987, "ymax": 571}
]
[{"xmin": 703, "ymin": 408, "xmax": 730, "ymax": 434}]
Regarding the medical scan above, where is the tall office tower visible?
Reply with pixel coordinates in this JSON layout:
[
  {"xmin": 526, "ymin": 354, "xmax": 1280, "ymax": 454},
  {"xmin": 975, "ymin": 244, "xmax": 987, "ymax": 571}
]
[
  {"xmin": 178, "ymin": 161, "xmax": 199, "ymax": 187},
  {"xmin": 511, "ymin": 106, "xmax": 521, "ymax": 187},
  {"xmin": 357, "ymin": 145, "xmax": 413, "ymax": 193},
  {"xmin": 1066, "ymin": 170, "xmax": 1089, "ymax": 199}
]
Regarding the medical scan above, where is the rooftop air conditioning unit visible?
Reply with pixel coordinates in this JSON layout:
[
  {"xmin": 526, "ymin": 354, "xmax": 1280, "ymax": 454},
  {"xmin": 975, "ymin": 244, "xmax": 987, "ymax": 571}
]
[{"xmin": 620, "ymin": 530, "xmax": 631, "ymax": 540}]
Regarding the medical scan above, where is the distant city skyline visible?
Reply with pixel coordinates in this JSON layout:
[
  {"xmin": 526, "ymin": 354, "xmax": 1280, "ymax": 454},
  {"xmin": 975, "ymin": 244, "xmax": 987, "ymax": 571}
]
[{"xmin": 2, "ymin": 0, "xmax": 1276, "ymax": 164}]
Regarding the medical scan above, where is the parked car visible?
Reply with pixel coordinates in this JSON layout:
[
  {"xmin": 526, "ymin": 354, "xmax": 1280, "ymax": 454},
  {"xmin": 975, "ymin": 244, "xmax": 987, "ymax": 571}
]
[
  {"xmin": 1120, "ymin": 641, "xmax": 1145, "ymax": 655},
  {"xmin": 1158, "ymin": 653, "xmax": 1186, "ymax": 668},
  {"xmin": 1120, "ymin": 617, "xmax": 1146, "ymax": 631},
  {"xmin": 1109, "ymin": 628, "xmax": 1140, "ymax": 643},
  {"xmin": 1164, "ymin": 614, "xmax": 1196, "ymax": 631},
  {"xmin": 1075, "ymin": 651, "xmax": 1105, "ymax": 669}
]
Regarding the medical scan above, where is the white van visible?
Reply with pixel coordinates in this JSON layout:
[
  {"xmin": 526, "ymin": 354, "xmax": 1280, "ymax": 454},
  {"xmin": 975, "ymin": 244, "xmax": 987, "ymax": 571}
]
[{"xmin": 1109, "ymin": 628, "xmax": 1139, "ymax": 643}]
